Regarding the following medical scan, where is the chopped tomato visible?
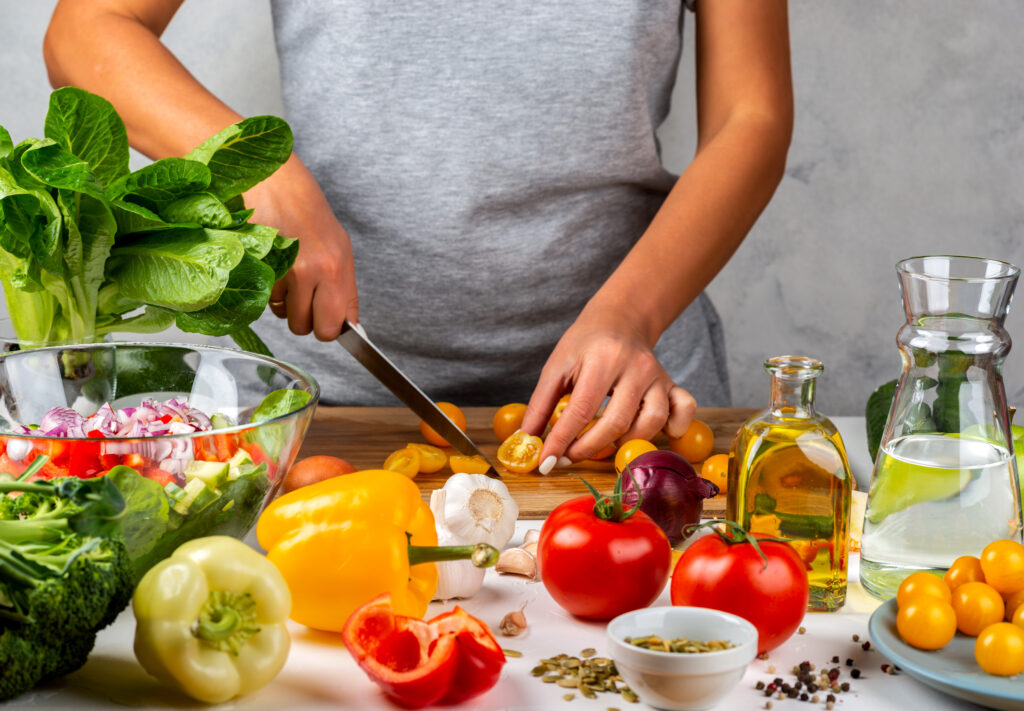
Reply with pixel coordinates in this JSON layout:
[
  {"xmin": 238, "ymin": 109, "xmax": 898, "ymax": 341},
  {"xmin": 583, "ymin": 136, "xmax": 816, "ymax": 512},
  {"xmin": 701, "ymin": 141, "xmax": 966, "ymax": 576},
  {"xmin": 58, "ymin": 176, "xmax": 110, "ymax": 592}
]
[
  {"xmin": 384, "ymin": 447, "xmax": 421, "ymax": 478},
  {"xmin": 141, "ymin": 466, "xmax": 177, "ymax": 487},
  {"xmin": 496, "ymin": 431, "xmax": 543, "ymax": 474},
  {"xmin": 449, "ymin": 454, "xmax": 490, "ymax": 475},
  {"xmin": 122, "ymin": 452, "xmax": 147, "ymax": 469}
]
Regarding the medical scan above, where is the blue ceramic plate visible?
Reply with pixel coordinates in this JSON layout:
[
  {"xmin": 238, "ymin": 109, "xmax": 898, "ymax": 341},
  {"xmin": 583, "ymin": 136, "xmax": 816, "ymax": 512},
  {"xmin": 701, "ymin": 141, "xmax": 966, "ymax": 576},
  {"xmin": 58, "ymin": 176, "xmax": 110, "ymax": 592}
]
[{"xmin": 869, "ymin": 598, "xmax": 1024, "ymax": 711}]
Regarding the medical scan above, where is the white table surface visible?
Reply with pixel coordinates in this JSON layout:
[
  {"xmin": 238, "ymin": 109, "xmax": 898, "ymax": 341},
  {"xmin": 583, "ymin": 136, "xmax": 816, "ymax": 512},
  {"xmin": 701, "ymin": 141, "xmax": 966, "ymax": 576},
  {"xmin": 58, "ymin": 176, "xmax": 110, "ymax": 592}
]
[{"xmin": 8, "ymin": 417, "xmax": 990, "ymax": 710}]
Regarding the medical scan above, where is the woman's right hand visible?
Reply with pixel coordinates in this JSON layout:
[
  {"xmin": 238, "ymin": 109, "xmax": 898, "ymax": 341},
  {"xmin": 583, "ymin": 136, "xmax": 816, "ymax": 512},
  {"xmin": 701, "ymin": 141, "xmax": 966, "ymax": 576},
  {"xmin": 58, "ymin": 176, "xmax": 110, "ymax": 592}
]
[{"xmin": 244, "ymin": 156, "xmax": 359, "ymax": 340}]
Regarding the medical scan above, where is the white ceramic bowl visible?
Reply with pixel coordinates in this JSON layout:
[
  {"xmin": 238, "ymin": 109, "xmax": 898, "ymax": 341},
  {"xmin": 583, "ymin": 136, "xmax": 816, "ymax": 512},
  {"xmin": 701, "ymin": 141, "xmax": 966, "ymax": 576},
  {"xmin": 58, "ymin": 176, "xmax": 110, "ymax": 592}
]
[{"xmin": 606, "ymin": 606, "xmax": 758, "ymax": 711}]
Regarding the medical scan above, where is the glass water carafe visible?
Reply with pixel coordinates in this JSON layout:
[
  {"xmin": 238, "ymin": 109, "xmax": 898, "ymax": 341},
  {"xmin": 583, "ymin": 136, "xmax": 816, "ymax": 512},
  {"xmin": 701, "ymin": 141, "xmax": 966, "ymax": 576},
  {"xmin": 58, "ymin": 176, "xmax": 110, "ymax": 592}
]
[
  {"xmin": 860, "ymin": 255, "xmax": 1023, "ymax": 600},
  {"xmin": 727, "ymin": 356, "xmax": 852, "ymax": 612}
]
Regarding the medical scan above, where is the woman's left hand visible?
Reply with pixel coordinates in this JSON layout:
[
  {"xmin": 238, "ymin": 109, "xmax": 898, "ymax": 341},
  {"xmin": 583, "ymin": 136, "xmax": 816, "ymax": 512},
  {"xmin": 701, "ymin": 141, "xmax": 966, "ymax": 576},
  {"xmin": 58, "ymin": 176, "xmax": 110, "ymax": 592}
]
[{"xmin": 520, "ymin": 308, "xmax": 696, "ymax": 472}]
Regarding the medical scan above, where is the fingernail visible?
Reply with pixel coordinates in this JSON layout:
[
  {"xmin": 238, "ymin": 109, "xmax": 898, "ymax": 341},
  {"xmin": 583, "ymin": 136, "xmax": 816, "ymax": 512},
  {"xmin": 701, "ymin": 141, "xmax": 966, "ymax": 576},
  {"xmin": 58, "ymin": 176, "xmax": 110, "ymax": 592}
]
[
  {"xmin": 557, "ymin": 456, "xmax": 573, "ymax": 468},
  {"xmin": 539, "ymin": 455, "xmax": 557, "ymax": 475},
  {"xmin": 352, "ymin": 321, "xmax": 368, "ymax": 338}
]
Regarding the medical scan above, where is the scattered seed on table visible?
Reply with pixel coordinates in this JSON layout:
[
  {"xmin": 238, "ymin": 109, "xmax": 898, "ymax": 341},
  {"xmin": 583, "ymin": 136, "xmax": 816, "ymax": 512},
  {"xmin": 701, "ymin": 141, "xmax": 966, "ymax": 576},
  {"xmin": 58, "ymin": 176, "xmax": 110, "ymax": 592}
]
[
  {"xmin": 798, "ymin": 626, "xmax": 806, "ymax": 634},
  {"xmin": 503, "ymin": 649, "xmax": 523, "ymax": 658},
  {"xmin": 767, "ymin": 664, "xmax": 776, "ymax": 673},
  {"xmin": 563, "ymin": 693, "xmax": 576, "ymax": 701},
  {"xmin": 580, "ymin": 648, "xmax": 596, "ymax": 658},
  {"xmin": 621, "ymin": 689, "xmax": 639, "ymax": 703},
  {"xmin": 852, "ymin": 634, "xmax": 860, "ymax": 642}
]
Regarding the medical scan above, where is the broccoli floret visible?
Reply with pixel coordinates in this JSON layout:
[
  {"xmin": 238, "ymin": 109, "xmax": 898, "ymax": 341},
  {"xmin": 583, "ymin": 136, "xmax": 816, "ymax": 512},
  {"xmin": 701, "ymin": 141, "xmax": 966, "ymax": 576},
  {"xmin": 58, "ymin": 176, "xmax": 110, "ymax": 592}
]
[{"xmin": 0, "ymin": 474, "xmax": 132, "ymax": 701}]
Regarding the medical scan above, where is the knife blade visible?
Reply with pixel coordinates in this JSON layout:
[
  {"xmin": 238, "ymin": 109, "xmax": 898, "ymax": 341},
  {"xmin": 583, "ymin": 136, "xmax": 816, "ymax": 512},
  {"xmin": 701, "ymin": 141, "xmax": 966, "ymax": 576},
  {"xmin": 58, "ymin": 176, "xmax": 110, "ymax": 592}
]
[{"xmin": 337, "ymin": 320, "xmax": 500, "ymax": 477}]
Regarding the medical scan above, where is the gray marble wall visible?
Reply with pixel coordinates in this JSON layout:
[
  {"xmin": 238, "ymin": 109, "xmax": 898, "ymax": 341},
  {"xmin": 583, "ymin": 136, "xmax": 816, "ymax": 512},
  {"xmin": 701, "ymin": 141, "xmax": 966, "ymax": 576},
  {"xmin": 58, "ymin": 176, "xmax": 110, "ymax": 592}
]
[{"xmin": 2, "ymin": 1, "xmax": 1023, "ymax": 415}]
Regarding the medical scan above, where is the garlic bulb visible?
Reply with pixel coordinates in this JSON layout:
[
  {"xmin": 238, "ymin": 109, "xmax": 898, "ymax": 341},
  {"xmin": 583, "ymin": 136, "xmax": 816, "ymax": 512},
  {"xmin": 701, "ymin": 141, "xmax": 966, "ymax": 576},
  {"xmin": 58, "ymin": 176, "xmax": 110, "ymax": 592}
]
[
  {"xmin": 438, "ymin": 473, "xmax": 519, "ymax": 549},
  {"xmin": 431, "ymin": 488, "xmax": 486, "ymax": 601}
]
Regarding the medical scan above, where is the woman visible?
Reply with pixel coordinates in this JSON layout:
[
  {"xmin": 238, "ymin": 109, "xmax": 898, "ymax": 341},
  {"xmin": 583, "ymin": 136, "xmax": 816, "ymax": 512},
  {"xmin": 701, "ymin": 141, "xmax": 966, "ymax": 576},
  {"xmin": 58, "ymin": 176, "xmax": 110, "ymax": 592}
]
[{"xmin": 43, "ymin": 0, "xmax": 792, "ymax": 471}]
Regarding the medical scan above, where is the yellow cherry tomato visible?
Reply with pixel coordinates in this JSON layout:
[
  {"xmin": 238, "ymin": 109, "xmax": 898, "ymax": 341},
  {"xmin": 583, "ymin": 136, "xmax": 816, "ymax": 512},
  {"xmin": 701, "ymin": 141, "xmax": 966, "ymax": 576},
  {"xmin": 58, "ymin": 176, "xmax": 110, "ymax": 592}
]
[
  {"xmin": 944, "ymin": 555, "xmax": 986, "ymax": 592},
  {"xmin": 419, "ymin": 401, "xmax": 467, "ymax": 448},
  {"xmin": 383, "ymin": 447, "xmax": 421, "ymax": 478},
  {"xmin": 668, "ymin": 419, "xmax": 714, "ymax": 463},
  {"xmin": 980, "ymin": 539, "xmax": 1024, "ymax": 595},
  {"xmin": 496, "ymin": 431, "xmax": 543, "ymax": 474},
  {"xmin": 975, "ymin": 623, "xmax": 1024, "ymax": 676},
  {"xmin": 1005, "ymin": 587, "xmax": 1024, "ymax": 622},
  {"xmin": 614, "ymin": 439, "xmax": 657, "ymax": 473},
  {"xmin": 493, "ymin": 403, "xmax": 527, "ymax": 443},
  {"xmin": 897, "ymin": 596, "xmax": 957, "ymax": 650},
  {"xmin": 548, "ymin": 394, "xmax": 572, "ymax": 427},
  {"xmin": 952, "ymin": 581, "xmax": 1005, "ymax": 636},
  {"xmin": 406, "ymin": 443, "xmax": 447, "ymax": 474},
  {"xmin": 449, "ymin": 454, "xmax": 491, "ymax": 475},
  {"xmin": 1012, "ymin": 602, "xmax": 1024, "ymax": 628},
  {"xmin": 700, "ymin": 453, "xmax": 729, "ymax": 494},
  {"xmin": 897, "ymin": 572, "xmax": 952, "ymax": 609}
]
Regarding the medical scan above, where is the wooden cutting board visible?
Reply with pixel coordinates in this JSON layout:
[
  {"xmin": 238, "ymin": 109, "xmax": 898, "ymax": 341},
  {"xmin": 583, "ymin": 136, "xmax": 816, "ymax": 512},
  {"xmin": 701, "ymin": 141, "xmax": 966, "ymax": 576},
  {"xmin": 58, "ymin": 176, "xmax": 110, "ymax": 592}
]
[{"xmin": 299, "ymin": 406, "xmax": 758, "ymax": 519}]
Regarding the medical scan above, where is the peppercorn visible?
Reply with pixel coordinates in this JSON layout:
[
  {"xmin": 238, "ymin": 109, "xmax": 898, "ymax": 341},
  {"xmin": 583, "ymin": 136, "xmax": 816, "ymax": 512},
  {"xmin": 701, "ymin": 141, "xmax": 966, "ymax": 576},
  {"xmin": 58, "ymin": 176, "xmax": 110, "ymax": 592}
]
[
  {"xmin": 852, "ymin": 634, "xmax": 860, "ymax": 642},
  {"xmin": 851, "ymin": 669, "xmax": 861, "ymax": 679},
  {"xmin": 845, "ymin": 658, "xmax": 853, "ymax": 666},
  {"xmin": 840, "ymin": 682, "xmax": 850, "ymax": 692},
  {"xmin": 807, "ymin": 683, "xmax": 819, "ymax": 693},
  {"xmin": 799, "ymin": 661, "xmax": 811, "ymax": 672},
  {"xmin": 787, "ymin": 688, "xmax": 799, "ymax": 699},
  {"xmin": 831, "ymin": 655, "xmax": 839, "ymax": 663},
  {"xmin": 800, "ymin": 693, "xmax": 809, "ymax": 701},
  {"xmin": 756, "ymin": 681, "xmax": 766, "ymax": 690},
  {"xmin": 862, "ymin": 640, "xmax": 872, "ymax": 651},
  {"xmin": 826, "ymin": 694, "xmax": 836, "ymax": 703}
]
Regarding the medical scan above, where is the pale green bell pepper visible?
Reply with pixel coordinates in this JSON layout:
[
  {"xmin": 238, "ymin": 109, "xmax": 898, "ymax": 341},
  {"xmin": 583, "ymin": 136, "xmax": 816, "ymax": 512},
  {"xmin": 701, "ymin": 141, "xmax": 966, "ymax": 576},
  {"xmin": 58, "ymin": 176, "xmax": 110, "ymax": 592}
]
[{"xmin": 132, "ymin": 536, "xmax": 292, "ymax": 703}]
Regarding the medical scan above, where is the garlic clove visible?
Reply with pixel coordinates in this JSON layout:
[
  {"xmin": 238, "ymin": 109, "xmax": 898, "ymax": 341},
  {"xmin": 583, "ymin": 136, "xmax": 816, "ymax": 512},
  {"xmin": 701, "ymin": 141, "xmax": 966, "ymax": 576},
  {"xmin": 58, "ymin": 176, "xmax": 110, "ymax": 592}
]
[
  {"xmin": 495, "ymin": 547, "xmax": 539, "ymax": 580},
  {"xmin": 523, "ymin": 529, "xmax": 541, "ymax": 545},
  {"xmin": 499, "ymin": 604, "xmax": 528, "ymax": 637}
]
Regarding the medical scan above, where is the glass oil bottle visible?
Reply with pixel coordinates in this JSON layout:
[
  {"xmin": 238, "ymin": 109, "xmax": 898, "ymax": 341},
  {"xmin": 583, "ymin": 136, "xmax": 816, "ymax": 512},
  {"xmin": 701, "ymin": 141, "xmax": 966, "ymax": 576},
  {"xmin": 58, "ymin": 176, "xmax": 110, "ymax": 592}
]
[{"xmin": 726, "ymin": 356, "xmax": 852, "ymax": 611}]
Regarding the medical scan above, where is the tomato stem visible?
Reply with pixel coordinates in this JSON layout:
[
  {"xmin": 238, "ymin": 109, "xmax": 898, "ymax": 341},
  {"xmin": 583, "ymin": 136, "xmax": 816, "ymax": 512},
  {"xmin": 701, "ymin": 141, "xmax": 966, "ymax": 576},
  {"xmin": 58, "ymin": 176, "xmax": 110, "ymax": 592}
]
[
  {"xmin": 574, "ymin": 468, "xmax": 641, "ymax": 523},
  {"xmin": 683, "ymin": 520, "xmax": 789, "ymax": 571}
]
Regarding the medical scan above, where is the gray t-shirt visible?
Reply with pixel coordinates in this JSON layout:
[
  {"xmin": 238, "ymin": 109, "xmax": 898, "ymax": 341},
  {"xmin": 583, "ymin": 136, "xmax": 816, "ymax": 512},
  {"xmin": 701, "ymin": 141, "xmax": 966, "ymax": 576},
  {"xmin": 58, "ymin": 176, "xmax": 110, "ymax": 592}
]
[{"xmin": 254, "ymin": 0, "xmax": 730, "ymax": 407}]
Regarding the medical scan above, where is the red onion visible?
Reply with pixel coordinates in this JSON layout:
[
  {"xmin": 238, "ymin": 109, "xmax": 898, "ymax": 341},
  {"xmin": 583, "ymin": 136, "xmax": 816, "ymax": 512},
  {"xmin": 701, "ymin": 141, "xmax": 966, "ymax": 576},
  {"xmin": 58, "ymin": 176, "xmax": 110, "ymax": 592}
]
[{"xmin": 620, "ymin": 450, "xmax": 719, "ymax": 544}]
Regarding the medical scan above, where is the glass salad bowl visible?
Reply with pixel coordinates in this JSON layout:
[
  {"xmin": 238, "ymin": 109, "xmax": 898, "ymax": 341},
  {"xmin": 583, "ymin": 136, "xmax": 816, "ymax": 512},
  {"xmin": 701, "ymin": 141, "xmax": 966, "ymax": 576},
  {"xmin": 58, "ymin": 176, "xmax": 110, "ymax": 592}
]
[{"xmin": 0, "ymin": 342, "xmax": 319, "ymax": 580}]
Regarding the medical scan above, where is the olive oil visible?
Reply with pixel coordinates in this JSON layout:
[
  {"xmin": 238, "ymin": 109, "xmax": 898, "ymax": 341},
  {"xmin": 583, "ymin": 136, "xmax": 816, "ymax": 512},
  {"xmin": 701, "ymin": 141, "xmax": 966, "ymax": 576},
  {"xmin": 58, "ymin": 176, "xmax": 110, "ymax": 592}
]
[{"xmin": 726, "ymin": 357, "xmax": 852, "ymax": 612}]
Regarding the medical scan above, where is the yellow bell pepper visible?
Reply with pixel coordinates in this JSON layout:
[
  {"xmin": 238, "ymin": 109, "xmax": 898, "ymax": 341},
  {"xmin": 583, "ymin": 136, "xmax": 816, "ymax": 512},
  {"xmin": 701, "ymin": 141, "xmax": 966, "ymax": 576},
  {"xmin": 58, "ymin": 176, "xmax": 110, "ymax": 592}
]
[
  {"xmin": 132, "ymin": 536, "xmax": 292, "ymax": 704},
  {"xmin": 257, "ymin": 469, "xmax": 498, "ymax": 632}
]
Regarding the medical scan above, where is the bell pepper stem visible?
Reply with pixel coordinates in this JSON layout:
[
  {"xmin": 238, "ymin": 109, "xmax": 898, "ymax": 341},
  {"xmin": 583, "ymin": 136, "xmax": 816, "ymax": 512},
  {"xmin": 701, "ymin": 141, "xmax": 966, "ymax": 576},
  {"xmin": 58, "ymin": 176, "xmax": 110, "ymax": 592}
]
[{"xmin": 407, "ymin": 542, "xmax": 500, "ymax": 568}]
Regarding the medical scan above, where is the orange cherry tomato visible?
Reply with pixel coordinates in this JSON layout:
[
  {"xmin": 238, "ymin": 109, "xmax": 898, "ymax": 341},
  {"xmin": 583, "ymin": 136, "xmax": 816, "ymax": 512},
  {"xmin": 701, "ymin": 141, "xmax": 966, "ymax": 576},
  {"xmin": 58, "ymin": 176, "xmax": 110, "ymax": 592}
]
[
  {"xmin": 548, "ymin": 394, "xmax": 572, "ymax": 427},
  {"xmin": 980, "ymin": 539, "xmax": 1024, "ymax": 595},
  {"xmin": 406, "ymin": 443, "xmax": 447, "ymax": 474},
  {"xmin": 975, "ymin": 622, "xmax": 1024, "ymax": 676},
  {"xmin": 614, "ymin": 439, "xmax": 657, "ymax": 473},
  {"xmin": 1005, "ymin": 587, "xmax": 1024, "ymax": 621},
  {"xmin": 419, "ymin": 402, "xmax": 467, "ymax": 448},
  {"xmin": 668, "ymin": 419, "xmax": 714, "ymax": 463},
  {"xmin": 897, "ymin": 572, "xmax": 952, "ymax": 609},
  {"xmin": 944, "ymin": 555, "xmax": 986, "ymax": 592},
  {"xmin": 1012, "ymin": 602, "xmax": 1024, "ymax": 628},
  {"xmin": 493, "ymin": 403, "xmax": 527, "ymax": 442},
  {"xmin": 449, "ymin": 454, "xmax": 492, "ymax": 475},
  {"xmin": 701, "ymin": 453, "xmax": 729, "ymax": 494},
  {"xmin": 497, "ymin": 431, "xmax": 543, "ymax": 474},
  {"xmin": 383, "ymin": 447, "xmax": 421, "ymax": 478},
  {"xmin": 577, "ymin": 419, "xmax": 616, "ymax": 461},
  {"xmin": 952, "ymin": 581, "xmax": 1005, "ymax": 636},
  {"xmin": 897, "ymin": 596, "xmax": 957, "ymax": 650}
]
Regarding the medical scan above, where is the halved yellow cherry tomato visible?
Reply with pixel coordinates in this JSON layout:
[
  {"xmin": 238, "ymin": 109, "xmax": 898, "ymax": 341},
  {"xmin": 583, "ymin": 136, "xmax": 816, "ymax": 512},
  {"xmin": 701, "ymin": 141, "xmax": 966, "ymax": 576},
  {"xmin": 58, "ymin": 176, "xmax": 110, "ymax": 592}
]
[
  {"xmin": 897, "ymin": 571, "xmax": 952, "ymax": 609},
  {"xmin": 614, "ymin": 439, "xmax": 657, "ymax": 473},
  {"xmin": 701, "ymin": 453, "xmax": 729, "ymax": 494},
  {"xmin": 668, "ymin": 419, "xmax": 714, "ymax": 463},
  {"xmin": 548, "ymin": 394, "xmax": 572, "ymax": 427},
  {"xmin": 493, "ymin": 403, "xmax": 527, "ymax": 442},
  {"xmin": 975, "ymin": 622, "xmax": 1024, "ymax": 676},
  {"xmin": 406, "ymin": 443, "xmax": 447, "ymax": 474},
  {"xmin": 497, "ymin": 431, "xmax": 543, "ymax": 474},
  {"xmin": 897, "ymin": 596, "xmax": 957, "ymax": 650},
  {"xmin": 419, "ymin": 401, "xmax": 467, "ymax": 448},
  {"xmin": 383, "ymin": 447, "xmax": 421, "ymax": 478},
  {"xmin": 980, "ymin": 539, "xmax": 1024, "ymax": 595},
  {"xmin": 449, "ymin": 454, "xmax": 491, "ymax": 475},
  {"xmin": 952, "ymin": 581, "xmax": 1005, "ymax": 636},
  {"xmin": 944, "ymin": 555, "xmax": 986, "ymax": 592}
]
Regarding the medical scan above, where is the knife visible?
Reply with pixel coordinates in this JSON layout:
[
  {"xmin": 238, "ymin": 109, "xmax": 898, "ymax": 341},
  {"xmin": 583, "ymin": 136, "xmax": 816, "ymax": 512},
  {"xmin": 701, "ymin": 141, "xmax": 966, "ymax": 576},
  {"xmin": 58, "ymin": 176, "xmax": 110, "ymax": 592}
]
[{"xmin": 337, "ymin": 320, "xmax": 500, "ymax": 477}]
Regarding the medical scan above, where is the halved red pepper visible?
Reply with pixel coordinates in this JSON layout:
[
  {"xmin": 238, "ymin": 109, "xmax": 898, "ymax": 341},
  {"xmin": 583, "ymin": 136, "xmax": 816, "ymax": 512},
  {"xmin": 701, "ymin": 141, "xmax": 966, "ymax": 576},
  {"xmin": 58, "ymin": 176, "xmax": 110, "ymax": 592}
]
[{"xmin": 342, "ymin": 594, "xmax": 505, "ymax": 708}]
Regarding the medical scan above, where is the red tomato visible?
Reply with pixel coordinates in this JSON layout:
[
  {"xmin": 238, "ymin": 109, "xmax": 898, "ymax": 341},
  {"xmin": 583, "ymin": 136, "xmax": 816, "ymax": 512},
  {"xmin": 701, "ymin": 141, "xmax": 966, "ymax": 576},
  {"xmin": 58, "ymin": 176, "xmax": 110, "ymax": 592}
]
[
  {"xmin": 670, "ymin": 524, "xmax": 809, "ymax": 654},
  {"xmin": 537, "ymin": 495, "xmax": 672, "ymax": 620}
]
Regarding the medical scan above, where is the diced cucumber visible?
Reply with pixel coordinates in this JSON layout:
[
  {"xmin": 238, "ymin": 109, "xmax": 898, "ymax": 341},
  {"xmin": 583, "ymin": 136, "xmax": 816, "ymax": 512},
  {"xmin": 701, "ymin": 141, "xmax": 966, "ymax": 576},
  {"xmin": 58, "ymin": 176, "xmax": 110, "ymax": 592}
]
[
  {"xmin": 164, "ymin": 481, "xmax": 187, "ymax": 507},
  {"xmin": 173, "ymin": 478, "xmax": 208, "ymax": 515},
  {"xmin": 185, "ymin": 459, "xmax": 230, "ymax": 488},
  {"xmin": 227, "ymin": 449, "xmax": 255, "ymax": 480},
  {"xmin": 211, "ymin": 413, "xmax": 234, "ymax": 430}
]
